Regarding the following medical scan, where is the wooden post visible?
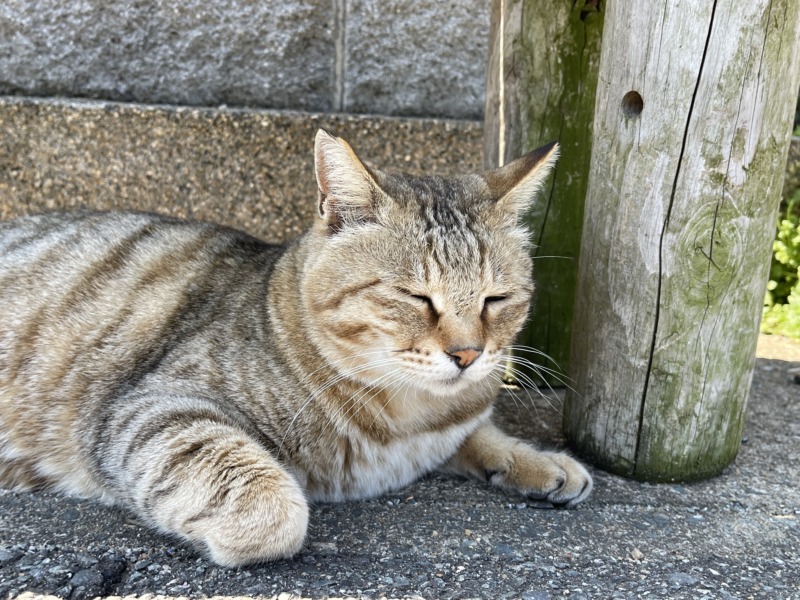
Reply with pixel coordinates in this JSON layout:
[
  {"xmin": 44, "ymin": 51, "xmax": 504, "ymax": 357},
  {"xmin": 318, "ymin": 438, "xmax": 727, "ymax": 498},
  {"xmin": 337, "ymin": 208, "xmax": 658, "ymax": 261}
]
[
  {"xmin": 484, "ymin": 0, "xmax": 604, "ymax": 382},
  {"xmin": 563, "ymin": 0, "xmax": 800, "ymax": 481}
]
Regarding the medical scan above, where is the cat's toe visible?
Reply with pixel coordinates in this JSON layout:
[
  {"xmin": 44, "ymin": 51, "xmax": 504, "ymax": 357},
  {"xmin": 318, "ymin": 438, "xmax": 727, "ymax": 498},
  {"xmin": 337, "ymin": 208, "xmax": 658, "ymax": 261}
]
[
  {"xmin": 497, "ymin": 445, "xmax": 593, "ymax": 507},
  {"xmin": 541, "ymin": 452, "xmax": 593, "ymax": 507}
]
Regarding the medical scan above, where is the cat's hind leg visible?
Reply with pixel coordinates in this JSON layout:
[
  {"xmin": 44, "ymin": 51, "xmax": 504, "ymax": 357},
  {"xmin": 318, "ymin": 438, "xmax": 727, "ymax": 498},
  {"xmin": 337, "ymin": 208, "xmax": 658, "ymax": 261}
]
[{"xmin": 98, "ymin": 394, "xmax": 308, "ymax": 566}]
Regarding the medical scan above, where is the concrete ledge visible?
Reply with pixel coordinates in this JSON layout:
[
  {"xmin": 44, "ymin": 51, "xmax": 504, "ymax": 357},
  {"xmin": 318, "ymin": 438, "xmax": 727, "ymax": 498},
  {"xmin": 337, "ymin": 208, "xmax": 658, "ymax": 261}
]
[{"xmin": 0, "ymin": 97, "xmax": 483, "ymax": 243}]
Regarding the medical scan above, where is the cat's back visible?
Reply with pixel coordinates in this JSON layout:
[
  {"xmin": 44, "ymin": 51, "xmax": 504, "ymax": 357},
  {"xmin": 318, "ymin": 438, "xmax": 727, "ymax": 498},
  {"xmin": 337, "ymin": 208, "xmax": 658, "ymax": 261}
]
[
  {"xmin": 0, "ymin": 210, "xmax": 271, "ymax": 280},
  {"xmin": 0, "ymin": 211, "xmax": 281, "ymax": 372},
  {"xmin": 0, "ymin": 211, "xmax": 276, "ymax": 336}
]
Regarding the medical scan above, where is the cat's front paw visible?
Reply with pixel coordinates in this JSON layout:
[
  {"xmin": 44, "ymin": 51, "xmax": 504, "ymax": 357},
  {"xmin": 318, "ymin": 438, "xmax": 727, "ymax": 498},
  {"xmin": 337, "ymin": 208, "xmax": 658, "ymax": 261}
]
[{"xmin": 488, "ymin": 445, "xmax": 592, "ymax": 507}]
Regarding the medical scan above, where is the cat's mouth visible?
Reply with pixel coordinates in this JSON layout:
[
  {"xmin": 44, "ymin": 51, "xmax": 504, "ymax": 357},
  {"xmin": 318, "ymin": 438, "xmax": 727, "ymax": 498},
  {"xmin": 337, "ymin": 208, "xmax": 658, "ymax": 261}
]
[
  {"xmin": 432, "ymin": 371, "xmax": 479, "ymax": 393},
  {"xmin": 435, "ymin": 362, "xmax": 494, "ymax": 389}
]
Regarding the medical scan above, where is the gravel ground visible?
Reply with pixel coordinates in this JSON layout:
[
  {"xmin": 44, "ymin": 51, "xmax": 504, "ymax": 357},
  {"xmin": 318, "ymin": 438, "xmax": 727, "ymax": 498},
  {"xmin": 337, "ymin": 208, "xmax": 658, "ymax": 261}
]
[{"xmin": 1, "ymin": 338, "xmax": 799, "ymax": 600}]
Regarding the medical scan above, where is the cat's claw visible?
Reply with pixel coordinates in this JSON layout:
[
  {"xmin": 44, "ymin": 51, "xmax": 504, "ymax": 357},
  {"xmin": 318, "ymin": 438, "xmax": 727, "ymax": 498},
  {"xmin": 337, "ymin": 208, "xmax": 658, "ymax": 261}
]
[{"xmin": 489, "ymin": 446, "xmax": 593, "ymax": 508}]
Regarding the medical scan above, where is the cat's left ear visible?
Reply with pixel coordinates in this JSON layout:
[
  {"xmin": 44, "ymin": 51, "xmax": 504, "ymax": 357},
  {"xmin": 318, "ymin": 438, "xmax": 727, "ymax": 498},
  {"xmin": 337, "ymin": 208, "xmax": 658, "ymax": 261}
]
[
  {"xmin": 484, "ymin": 142, "xmax": 559, "ymax": 218},
  {"xmin": 314, "ymin": 129, "xmax": 381, "ymax": 231}
]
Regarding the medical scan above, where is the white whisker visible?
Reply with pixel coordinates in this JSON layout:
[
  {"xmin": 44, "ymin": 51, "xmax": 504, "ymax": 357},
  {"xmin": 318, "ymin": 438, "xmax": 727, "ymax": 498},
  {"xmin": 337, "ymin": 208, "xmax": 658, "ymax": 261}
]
[
  {"xmin": 503, "ymin": 355, "xmax": 578, "ymax": 397},
  {"xmin": 500, "ymin": 364, "xmax": 563, "ymax": 415},
  {"xmin": 367, "ymin": 372, "xmax": 415, "ymax": 429},
  {"xmin": 512, "ymin": 363, "xmax": 566, "ymax": 408},
  {"xmin": 504, "ymin": 344, "xmax": 564, "ymax": 371},
  {"xmin": 338, "ymin": 369, "xmax": 405, "ymax": 429},
  {"xmin": 298, "ymin": 347, "xmax": 397, "ymax": 385},
  {"xmin": 278, "ymin": 355, "xmax": 400, "ymax": 454},
  {"xmin": 489, "ymin": 370, "xmax": 537, "ymax": 420}
]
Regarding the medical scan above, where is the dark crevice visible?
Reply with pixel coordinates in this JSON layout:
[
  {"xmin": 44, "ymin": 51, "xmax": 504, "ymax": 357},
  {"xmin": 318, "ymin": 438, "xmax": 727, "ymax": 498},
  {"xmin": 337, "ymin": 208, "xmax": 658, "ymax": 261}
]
[
  {"xmin": 534, "ymin": 118, "xmax": 564, "ymax": 252},
  {"xmin": 633, "ymin": 0, "xmax": 719, "ymax": 473}
]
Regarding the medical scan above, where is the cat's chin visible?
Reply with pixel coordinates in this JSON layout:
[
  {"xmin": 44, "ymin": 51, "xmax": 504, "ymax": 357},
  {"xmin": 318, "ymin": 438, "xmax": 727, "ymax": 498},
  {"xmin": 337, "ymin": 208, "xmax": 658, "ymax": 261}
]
[{"xmin": 414, "ymin": 374, "xmax": 493, "ymax": 399}]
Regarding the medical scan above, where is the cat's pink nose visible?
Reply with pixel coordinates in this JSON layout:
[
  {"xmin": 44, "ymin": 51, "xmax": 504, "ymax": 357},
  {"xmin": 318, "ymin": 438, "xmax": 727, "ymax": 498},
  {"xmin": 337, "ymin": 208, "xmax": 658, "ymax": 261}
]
[{"xmin": 447, "ymin": 347, "xmax": 483, "ymax": 369}]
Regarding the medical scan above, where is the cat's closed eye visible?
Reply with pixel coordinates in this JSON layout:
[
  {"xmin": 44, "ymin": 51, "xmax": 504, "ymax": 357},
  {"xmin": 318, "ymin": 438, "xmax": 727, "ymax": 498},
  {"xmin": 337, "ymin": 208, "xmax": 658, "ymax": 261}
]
[
  {"xmin": 397, "ymin": 287, "xmax": 512, "ymax": 315},
  {"xmin": 483, "ymin": 295, "xmax": 508, "ymax": 305},
  {"xmin": 396, "ymin": 287, "xmax": 437, "ymax": 313},
  {"xmin": 410, "ymin": 294, "xmax": 436, "ymax": 312},
  {"xmin": 481, "ymin": 294, "xmax": 509, "ymax": 317}
]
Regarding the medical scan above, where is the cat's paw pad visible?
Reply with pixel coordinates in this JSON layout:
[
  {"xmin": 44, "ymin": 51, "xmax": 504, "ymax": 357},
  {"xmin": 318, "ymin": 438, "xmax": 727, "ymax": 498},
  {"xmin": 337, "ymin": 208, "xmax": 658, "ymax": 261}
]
[{"xmin": 489, "ymin": 446, "xmax": 592, "ymax": 508}]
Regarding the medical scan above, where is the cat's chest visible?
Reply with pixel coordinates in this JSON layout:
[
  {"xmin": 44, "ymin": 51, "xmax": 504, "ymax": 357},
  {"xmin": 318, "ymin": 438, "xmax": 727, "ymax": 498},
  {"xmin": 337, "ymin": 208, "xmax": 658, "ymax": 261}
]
[{"xmin": 304, "ymin": 410, "xmax": 490, "ymax": 502}]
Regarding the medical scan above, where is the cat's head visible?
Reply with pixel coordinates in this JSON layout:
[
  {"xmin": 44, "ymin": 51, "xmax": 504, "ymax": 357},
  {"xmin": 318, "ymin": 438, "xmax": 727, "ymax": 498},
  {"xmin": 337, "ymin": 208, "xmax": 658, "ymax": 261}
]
[{"xmin": 301, "ymin": 129, "xmax": 558, "ymax": 398}]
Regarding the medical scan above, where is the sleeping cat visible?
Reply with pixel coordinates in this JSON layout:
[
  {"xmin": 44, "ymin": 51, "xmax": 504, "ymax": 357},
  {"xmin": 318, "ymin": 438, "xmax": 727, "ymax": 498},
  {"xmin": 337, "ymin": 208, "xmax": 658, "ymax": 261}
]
[{"xmin": 0, "ymin": 130, "xmax": 591, "ymax": 566}]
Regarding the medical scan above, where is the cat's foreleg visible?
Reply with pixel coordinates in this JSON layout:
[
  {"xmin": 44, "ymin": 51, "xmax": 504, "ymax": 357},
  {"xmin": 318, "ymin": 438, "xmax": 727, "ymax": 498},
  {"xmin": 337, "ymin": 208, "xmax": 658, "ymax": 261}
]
[
  {"xmin": 102, "ymin": 398, "xmax": 308, "ymax": 566},
  {"xmin": 444, "ymin": 421, "xmax": 593, "ymax": 507}
]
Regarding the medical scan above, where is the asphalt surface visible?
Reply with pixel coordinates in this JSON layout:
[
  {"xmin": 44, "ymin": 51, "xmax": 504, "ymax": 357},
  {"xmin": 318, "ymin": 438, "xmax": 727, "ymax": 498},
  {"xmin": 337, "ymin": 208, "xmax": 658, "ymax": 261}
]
[{"xmin": 1, "ymin": 354, "xmax": 799, "ymax": 600}]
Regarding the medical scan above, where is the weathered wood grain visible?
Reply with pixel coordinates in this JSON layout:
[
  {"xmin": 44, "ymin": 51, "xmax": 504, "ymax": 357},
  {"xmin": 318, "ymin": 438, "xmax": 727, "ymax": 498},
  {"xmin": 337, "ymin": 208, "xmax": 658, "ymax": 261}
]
[
  {"xmin": 564, "ymin": 0, "xmax": 800, "ymax": 481},
  {"xmin": 484, "ymin": 0, "xmax": 604, "ymax": 382}
]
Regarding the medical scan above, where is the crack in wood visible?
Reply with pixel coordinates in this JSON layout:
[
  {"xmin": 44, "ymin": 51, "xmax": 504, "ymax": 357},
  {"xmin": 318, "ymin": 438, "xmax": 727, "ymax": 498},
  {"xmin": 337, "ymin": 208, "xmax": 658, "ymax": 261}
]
[
  {"xmin": 633, "ymin": 0, "xmax": 720, "ymax": 474},
  {"xmin": 696, "ymin": 246, "xmax": 721, "ymax": 271}
]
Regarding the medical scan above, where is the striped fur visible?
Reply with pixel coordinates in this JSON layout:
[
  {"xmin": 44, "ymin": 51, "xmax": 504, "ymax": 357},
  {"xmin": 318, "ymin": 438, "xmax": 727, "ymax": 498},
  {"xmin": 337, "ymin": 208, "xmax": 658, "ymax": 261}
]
[{"xmin": 0, "ymin": 131, "xmax": 591, "ymax": 566}]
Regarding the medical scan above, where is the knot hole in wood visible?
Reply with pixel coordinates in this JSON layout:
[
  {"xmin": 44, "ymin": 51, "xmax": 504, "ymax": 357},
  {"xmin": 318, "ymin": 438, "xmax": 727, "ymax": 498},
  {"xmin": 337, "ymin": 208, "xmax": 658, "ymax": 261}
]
[{"xmin": 621, "ymin": 91, "xmax": 644, "ymax": 119}]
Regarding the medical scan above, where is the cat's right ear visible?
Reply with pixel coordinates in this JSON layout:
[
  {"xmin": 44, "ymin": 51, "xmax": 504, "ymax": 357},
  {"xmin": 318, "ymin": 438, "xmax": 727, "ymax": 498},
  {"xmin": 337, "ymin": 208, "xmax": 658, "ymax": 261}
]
[
  {"xmin": 483, "ymin": 142, "xmax": 559, "ymax": 221},
  {"xmin": 314, "ymin": 129, "xmax": 380, "ymax": 232}
]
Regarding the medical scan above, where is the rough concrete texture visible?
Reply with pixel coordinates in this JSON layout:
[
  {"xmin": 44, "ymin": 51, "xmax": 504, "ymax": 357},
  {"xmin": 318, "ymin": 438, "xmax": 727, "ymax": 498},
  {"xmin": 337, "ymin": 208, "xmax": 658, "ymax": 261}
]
[
  {"xmin": 0, "ymin": 0, "xmax": 489, "ymax": 119},
  {"xmin": 0, "ymin": 97, "xmax": 483, "ymax": 243},
  {"xmin": 0, "ymin": 0, "xmax": 335, "ymax": 112},
  {"xmin": 1, "ymin": 353, "xmax": 799, "ymax": 599},
  {"xmin": 343, "ymin": 0, "xmax": 489, "ymax": 119}
]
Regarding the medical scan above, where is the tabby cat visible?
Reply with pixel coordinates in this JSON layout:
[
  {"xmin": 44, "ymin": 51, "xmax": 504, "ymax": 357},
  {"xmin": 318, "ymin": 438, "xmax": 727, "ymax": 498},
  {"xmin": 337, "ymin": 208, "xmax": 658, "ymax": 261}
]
[{"xmin": 0, "ymin": 130, "xmax": 591, "ymax": 566}]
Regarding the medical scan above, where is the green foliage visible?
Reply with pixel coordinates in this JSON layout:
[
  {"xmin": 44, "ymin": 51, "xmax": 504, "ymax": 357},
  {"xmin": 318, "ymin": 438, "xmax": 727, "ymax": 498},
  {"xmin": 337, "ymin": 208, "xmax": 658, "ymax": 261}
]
[
  {"xmin": 762, "ymin": 191, "xmax": 800, "ymax": 340},
  {"xmin": 763, "ymin": 92, "xmax": 800, "ymax": 341}
]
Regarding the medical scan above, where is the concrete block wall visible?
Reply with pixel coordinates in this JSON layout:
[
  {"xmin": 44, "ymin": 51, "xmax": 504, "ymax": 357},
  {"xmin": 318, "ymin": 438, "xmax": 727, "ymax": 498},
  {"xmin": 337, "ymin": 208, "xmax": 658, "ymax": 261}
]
[{"xmin": 1, "ymin": 0, "xmax": 490, "ymax": 119}]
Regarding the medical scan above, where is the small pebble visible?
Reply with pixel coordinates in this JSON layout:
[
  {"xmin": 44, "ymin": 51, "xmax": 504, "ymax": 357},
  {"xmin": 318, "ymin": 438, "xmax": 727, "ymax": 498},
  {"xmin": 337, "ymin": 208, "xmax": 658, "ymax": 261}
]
[
  {"xmin": 0, "ymin": 549, "xmax": 23, "ymax": 564},
  {"xmin": 69, "ymin": 569, "xmax": 104, "ymax": 588},
  {"xmin": 668, "ymin": 572, "xmax": 698, "ymax": 587}
]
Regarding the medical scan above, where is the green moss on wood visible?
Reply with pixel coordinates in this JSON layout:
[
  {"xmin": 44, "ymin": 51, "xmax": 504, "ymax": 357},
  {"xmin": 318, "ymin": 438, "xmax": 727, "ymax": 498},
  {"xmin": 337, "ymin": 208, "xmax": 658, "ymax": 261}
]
[{"xmin": 514, "ymin": 0, "xmax": 604, "ymax": 383}]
